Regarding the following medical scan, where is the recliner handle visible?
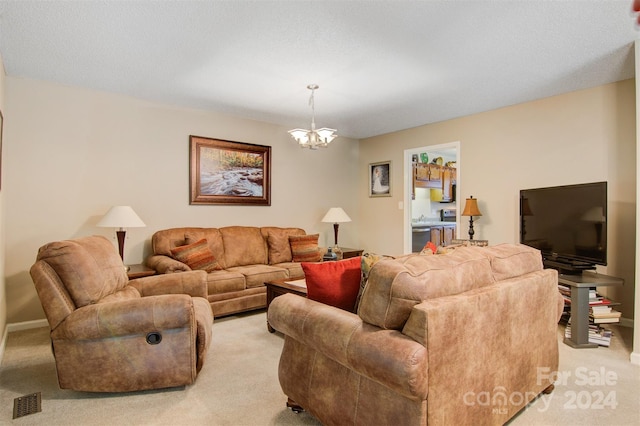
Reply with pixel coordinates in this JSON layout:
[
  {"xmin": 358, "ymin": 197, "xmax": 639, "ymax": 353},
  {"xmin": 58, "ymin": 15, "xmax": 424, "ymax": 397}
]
[{"xmin": 146, "ymin": 332, "xmax": 162, "ymax": 345}]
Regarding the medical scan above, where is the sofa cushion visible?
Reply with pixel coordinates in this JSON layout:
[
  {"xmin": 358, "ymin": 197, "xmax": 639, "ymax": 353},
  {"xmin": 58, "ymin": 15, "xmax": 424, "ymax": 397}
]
[
  {"xmin": 358, "ymin": 247, "xmax": 495, "ymax": 330},
  {"xmin": 475, "ymin": 243, "xmax": 543, "ymax": 281},
  {"xmin": 170, "ymin": 239, "xmax": 223, "ymax": 272},
  {"xmin": 302, "ymin": 257, "xmax": 362, "ymax": 312},
  {"xmin": 203, "ymin": 270, "xmax": 246, "ymax": 295},
  {"xmin": 273, "ymin": 262, "xmax": 305, "ymax": 280},
  {"xmin": 264, "ymin": 227, "xmax": 306, "ymax": 264},
  {"xmin": 220, "ymin": 226, "xmax": 268, "ymax": 268},
  {"xmin": 289, "ymin": 234, "xmax": 322, "ymax": 262},
  {"xmin": 226, "ymin": 264, "xmax": 289, "ymax": 288}
]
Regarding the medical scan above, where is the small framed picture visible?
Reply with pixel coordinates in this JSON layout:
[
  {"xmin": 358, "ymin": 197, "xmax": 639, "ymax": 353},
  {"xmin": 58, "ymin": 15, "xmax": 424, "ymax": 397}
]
[{"xmin": 369, "ymin": 161, "xmax": 391, "ymax": 197}]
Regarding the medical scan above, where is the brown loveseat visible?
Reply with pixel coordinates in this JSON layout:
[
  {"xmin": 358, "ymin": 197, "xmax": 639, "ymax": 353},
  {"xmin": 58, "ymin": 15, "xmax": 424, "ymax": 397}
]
[
  {"xmin": 268, "ymin": 244, "xmax": 560, "ymax": 425},
  {"xmin": 147, "ymin": 226, "xmax": 317, "ymax": 317},
  {"xmin": 30, "ymin": 235, "xmax": 213, "ymax": 392}
]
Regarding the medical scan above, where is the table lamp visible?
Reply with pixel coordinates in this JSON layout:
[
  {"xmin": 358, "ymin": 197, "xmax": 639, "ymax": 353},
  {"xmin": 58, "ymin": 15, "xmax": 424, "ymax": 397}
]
[
  {"xmin": 321, "ymin": 207, "xmax": 352, "ymax": 249},
  {"xmin": 97, "ymin": 206, "xmax": 146, "ymax": 266},
  {"xmin": 461, "ymin": 196, "xmax": 482, "ymax": 240}
]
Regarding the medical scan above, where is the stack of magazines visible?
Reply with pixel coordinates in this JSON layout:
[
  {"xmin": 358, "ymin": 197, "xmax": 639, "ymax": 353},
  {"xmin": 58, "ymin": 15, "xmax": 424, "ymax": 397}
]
[{"xmin": 564, "ymin": 318, "xmax": 613, "ymax": 347}]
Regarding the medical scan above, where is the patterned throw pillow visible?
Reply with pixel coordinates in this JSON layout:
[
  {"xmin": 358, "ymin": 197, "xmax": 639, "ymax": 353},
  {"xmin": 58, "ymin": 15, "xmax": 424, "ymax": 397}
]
[
  {"xmin": 302, "ymin": 256, "xmax": 362, "ymax": 312},
  {"xmin": 170, "ymin": 238, "xmax": 222, "ymax": 272},
  {"xmin": 289, "ymin": 234, "xmax": 322, "ymax": 262},
  {"xmin": 354, "ymin": 252, "xmax": 394, "ymax": 311}
]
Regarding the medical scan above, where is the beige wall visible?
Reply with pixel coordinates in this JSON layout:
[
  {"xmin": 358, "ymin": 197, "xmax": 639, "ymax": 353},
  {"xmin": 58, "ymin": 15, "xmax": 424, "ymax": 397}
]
[
  {"xmin": 2, "ymin": 75, "xmax": 636, "ymax": 330},
  {"xmin": 0, "ymin": 55, "xmax": 6, "ymax": 342},
  {"xmin": 358, "ymin": 80, "xmax": 636, "ymax": 322},
  {"xmin": 633, "ymin": 40, "xmax": 640, "ymax": 365},
  {"xmin": 4, "ymin": 76, "xmax": 359, "ymax": 323}
]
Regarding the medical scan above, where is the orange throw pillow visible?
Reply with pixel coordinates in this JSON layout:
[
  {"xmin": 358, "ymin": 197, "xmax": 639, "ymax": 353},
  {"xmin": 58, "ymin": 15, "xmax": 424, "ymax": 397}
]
[
  {"xmin": 170, "ymin": 238, "xmax": 222, "ymax": 272},
  {"xmin": 302, "ymin": 256, "xmax": 362, "ymax": 312},
  {"xmin": 289, "ymin": 234, "xmax": 322, "ymax": 262}
]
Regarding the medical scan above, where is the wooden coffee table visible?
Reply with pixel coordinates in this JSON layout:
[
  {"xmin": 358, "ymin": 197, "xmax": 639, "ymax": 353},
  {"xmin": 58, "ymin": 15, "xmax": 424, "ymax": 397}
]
[{"xmin": 265, "ymin": 278, "xmax": 307, "ymax": 332}]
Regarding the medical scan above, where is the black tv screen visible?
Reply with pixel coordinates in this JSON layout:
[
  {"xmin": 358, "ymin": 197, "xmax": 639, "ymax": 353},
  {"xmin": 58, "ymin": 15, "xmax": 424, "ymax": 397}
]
[{"xmin": 519, "ymin": 182, "xmax": 607, "ymax": 268}]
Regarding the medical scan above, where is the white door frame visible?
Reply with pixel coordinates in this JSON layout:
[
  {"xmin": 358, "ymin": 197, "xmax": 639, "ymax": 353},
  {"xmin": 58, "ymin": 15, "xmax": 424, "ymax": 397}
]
[{"xmin": 403, "ymin": 141, "xmax": 461, "ymax": 254}]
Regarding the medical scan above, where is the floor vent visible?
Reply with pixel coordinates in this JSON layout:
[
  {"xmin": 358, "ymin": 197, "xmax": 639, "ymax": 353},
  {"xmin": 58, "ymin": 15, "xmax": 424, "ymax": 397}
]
[{"xmin": 13, "ymin": 392, "xmax": 41, "ymax": 419}]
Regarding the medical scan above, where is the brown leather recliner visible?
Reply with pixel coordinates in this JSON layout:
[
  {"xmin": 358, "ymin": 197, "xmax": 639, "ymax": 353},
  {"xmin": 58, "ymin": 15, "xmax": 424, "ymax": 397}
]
[{"xmin": 30, "ymin": 235, "xmax": 213, "ymax": 392}]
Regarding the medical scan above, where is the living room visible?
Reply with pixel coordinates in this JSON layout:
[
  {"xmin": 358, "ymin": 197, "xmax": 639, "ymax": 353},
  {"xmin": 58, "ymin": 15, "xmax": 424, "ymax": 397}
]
[{"xmin": 0, "ymin": 1, "xmax": 639, "ymax": 424}]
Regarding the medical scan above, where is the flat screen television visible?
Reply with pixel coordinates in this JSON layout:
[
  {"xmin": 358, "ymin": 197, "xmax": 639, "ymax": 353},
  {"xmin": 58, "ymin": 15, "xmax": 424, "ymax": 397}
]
[{"xmin": 519, "ymin": 182, "xmax": 607, "ymax": 273}]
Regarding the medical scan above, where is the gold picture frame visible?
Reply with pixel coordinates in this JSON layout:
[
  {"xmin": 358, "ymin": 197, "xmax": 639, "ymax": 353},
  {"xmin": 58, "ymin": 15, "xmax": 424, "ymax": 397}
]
[{"xmin": 189, "ymin": 135, "xmax": 271, "ymax": 205}]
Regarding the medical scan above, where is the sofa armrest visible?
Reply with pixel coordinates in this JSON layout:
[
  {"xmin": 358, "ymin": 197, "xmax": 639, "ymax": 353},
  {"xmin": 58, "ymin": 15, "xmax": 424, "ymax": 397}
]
[
  {"xmin": 52, "ymin": 294, "xmax": 195, "ymax": 340},
  {"xmin": 402, "ymin": 269, "xmax": 559, "ymax": 424},
  {"xmin": 129, "ymin": 270, "xmax": 208, "ymax": 298},
  {"xmin": 268, "ymin": 294, "xmax": 428, "ymax": 400},
  {"xmin": 146, "ymin": 254, "xmax": 191, "ymax": 273}
]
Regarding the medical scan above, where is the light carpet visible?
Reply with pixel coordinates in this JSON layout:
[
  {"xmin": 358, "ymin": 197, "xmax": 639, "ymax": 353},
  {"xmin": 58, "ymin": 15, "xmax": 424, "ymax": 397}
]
[{"xmin": 0, "ymin": 310, "xmax": 638, "ymax": 425}]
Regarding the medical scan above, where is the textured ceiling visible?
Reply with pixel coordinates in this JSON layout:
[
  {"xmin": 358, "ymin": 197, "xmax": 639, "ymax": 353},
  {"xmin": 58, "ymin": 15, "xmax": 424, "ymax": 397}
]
[{"xmin": 0, "ymin": 0, "xmax": 637, "ymax": 139}]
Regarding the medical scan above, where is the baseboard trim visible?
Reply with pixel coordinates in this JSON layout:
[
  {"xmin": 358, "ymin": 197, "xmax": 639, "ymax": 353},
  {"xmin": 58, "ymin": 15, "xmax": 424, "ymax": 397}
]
[
  {"xmin": 0, "ymin": 325, "xmax": 8, "ymax": 368},
  {"xmin": 619, "ymin": 317, "xmax": 634, "ymax": 328},
  {"xmin": 631, "ymin": 352, "xmax": 640, "ymax": 366},
  {"xmin": 7, "ymin": 319, "xmax": 48, "ymax": 333},
  {"xmin": 0, "ymin": 319, "xmax": 49, "ymax": 366}
]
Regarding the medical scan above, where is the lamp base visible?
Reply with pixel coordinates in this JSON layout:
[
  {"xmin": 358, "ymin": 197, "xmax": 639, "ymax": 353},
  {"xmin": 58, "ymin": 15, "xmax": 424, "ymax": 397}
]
[
  {"xmin": 116, "ymin": 230, "xmax": 126, "ymax": 260},
  {"xmin": 467, "ymin": 216, "xmax": 475, "ymax": 240},
  {"xmin": 332, "ymin": 245, "xmax": 343, "ymax": 260}
]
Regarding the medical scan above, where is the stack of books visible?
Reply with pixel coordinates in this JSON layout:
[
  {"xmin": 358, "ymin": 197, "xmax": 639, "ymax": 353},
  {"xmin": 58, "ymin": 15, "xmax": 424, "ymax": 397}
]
[
  {"xmin": 590, "ymin": 304, "xmax": 621, "ymax": 324},
  {"xmin": 564, "ymin": 320, "xmax": 614, "ymax": 347},
  {"xmin": 556, "ymin": 286, "xmax": 620, "ymax": 346},
  {"xmin": 588, "ymin": 291, "xmax": 620, "ymax": 324}
]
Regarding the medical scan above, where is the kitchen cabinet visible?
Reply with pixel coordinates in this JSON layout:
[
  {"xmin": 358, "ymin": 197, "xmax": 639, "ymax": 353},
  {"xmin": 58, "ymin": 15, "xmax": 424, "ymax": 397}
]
[
  {"xmin": 415, "ymin": 163, "xmax": 429, "ymax": 181},
  {"xmin": 443, "ymin": 225, "xmax": 456, "ymax": 246},
  {"xmin": 430, "ymin": 227, "xmax": 442, "ymax": 247},
  {"xmin": 429, "ymin": 224, "xmax": 457, "ymax": 248},
  {"xmin": 414, "ymin": 163, "xmax": 442, "ymax": 189},
  {"xmin": 441, "ymin": 167, "xmax": 456, "ymax": 202},
  {"xmin": 413, "ymin": 163, "xmax": 456, "ymax": 201}
]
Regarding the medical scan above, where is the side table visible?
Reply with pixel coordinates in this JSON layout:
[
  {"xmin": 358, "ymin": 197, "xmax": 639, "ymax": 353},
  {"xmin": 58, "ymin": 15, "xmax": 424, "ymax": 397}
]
[
  {"xmin": 340, "ymin": 248, "xmax": 364, "ymax": 259},
  {"xmin": 559, "ymin": 272, "xmax": 623, "ymax": 348},
  {"xmin": 265, "ymin": 279, "xmax": 307, "ymax": 332},
  {"xmin": 127, "ymin": 264, "xmax": 157, "ymax": 280}
]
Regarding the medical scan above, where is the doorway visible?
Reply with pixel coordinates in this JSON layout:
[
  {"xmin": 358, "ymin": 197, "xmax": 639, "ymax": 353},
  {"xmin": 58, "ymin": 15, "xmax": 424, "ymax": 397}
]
[{"xmin": 403, "ymin": 141, "xmax": 460, "ymax": 254}]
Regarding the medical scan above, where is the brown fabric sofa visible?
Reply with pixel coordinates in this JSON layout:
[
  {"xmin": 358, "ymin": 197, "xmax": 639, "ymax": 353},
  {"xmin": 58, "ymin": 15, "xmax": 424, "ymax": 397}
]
[
  {"xmin": 30, "ymin": 235, "xmax": 213, "ymax": 392},
  {"xmin": 268, "ymin": 244, "xmax": 560, "ymax": 425},
  {"xmin": 147, "ymin": 226, "xmax": 312, "ymax": 317}
]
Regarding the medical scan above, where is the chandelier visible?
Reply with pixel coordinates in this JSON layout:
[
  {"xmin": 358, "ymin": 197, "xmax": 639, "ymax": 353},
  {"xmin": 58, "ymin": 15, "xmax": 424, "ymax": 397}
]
[{"xmin": 288, "ymin": 84, "xmax": 337, "ymax": 149}]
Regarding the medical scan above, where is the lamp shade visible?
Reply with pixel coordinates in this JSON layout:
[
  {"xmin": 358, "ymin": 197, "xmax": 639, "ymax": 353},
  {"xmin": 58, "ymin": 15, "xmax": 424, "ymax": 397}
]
[
  {"xmin": 521, "ymin": 197, "xmax": 533, "ymax": 216},
  {"xmin": 461, "ymin": 196, "xmax": 482, "ymax": 217},
  {"xmin": 321, "ymin": 207, "xmax": 352, "ymax": 223},
  {"xmin": 96, "ymin": 206, "xmax": 146, "ymax": 229},
  {"xmin": 581, "ymin": 206, "xmax": 605, "ymax": 223}
]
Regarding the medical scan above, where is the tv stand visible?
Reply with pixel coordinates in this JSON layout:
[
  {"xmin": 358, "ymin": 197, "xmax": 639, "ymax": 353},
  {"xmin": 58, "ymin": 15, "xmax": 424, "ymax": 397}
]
[
  {"xmin": 543, "ymin": 258, "xmax": 595, "ymax": 275},
  {"xmin": 558, "ymin": 272, "xmax": 623, "ymax": 348}
]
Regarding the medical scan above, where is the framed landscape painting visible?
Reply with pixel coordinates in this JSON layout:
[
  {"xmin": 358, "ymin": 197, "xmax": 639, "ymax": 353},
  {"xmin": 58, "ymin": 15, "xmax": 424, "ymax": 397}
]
[
  {"xmin": 189, "ymin": 136, "xmax": 271, "ymax": 205},
  {"xmin": 369, "ymin": 161, "xmax": 391, "ymax": 197}
]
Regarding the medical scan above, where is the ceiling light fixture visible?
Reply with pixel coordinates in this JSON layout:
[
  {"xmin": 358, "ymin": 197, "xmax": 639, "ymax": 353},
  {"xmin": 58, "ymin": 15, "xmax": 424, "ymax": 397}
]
[{"xmin": 288, "ymin": 84, "xmax": 337, "ymax": 149}]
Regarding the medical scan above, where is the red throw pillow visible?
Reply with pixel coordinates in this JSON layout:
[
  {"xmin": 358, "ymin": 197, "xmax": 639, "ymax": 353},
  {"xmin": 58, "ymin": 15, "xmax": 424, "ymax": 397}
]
[{"xmin": 302, "ymin": 256, "xmax": 362, "ymax": 312}]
